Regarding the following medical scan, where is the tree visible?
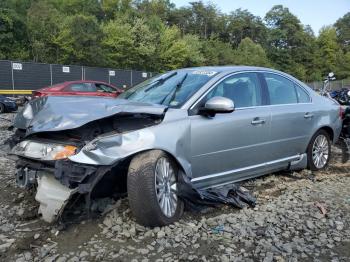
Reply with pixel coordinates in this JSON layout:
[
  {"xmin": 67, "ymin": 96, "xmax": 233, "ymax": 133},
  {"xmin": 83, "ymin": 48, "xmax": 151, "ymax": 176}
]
[
  {"xmin": 102, "ymin": 18, "xmax": 156, "ymax": 70},
  {"xmin": 264, "ymin": 5, "xmax": 317, "ymax": 80},
  {"xmin": 224, "ymin": 9, "xmax": 267, "ymax": 47},
  {"xmin": 102, "ymin": 19, "xmax": 134, "ymax": 68},
  {"xmin": 135, "ymin": 0, "xmax": 175, "ymax": 21},
  {"xmin": 201, "ymin": 38, "xmax": 235, "ymax": 65},
  {"xmin": 317, "ymin": 27, "xmax": 341, "ymax": 74},
  {"xmin": 0, "ymin": 8, "xmax": 29, "ymax": 60},
  {"xmin": 27, "ymin": 0, "xmax": 61, "ymax": 63},
  {"xmin": 54, "ymin": 14, "xmax": 104, "ymax": 66},
  {"xmin": 157, "ymin": 26, "xmax": 204, "ymax": 71},
  {"xmin": 100, "ymin": 0, "xmax": 134, "ymax": 20},
  {"xmin": 50, "ymin": 0, "xmax": 103, "ymax": 17},
  {"xmin": 335, "ymin": 12, "xmax": 350, "ymax": 52},
  {"xmin": 233, "ymin": 37, "xmax": 270, "ymax": 66}
]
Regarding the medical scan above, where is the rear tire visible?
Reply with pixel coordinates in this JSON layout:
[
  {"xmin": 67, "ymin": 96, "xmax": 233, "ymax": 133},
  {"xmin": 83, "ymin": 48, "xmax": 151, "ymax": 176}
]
[
  {"xmin": 307, "ymin": 130, "xmax": 331, "ymax": 171},
  {"xmin": 127, "ymin": 150, "xmax": 184, "ymax": 227},
  {"xmin": 0, "ymin": 103, "xmax": 5, "ymax": 114}
]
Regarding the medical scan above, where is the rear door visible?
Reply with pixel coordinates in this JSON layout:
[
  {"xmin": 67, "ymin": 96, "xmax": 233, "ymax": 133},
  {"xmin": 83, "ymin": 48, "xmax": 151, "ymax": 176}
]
[{"xmin": 262, "ymin": 72, "xmax": 315, "ymax": 160}]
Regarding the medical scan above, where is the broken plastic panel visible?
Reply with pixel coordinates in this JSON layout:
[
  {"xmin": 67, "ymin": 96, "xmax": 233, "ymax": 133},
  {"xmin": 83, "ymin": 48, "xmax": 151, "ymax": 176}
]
[{"xmin": 177, "ymin": 172, "xmax": 256, "ymax": 211}]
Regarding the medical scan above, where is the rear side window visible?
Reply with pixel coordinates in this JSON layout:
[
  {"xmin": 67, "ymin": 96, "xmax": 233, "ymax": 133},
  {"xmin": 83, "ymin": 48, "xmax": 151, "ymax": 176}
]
[
  {"xmin": 295, "ymin": 85, "xmax": 310, "ymax": 103},
  {"xmin": 67, "ymin": 83, "xmax": 96, "ymax": 92},
  {"xmin": 96, "ymin": 83, "xmax": 116, "ymax": 93},
  {"xmin": 264, "ymin": 73, "xmax": 297, "ymax": 105}
]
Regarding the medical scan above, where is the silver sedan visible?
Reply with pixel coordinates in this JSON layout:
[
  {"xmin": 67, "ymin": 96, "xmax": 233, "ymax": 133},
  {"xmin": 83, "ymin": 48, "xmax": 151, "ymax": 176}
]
[{"xmin": 7, "ymin": 66, "xmax": 342, "ymax": 226}]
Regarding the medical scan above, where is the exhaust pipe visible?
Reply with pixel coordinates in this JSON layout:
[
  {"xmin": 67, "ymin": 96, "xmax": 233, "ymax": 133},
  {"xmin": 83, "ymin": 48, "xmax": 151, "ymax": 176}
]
[{"xmin": 16, "ymin": 167, "xmax": 36, "ymax": 188}]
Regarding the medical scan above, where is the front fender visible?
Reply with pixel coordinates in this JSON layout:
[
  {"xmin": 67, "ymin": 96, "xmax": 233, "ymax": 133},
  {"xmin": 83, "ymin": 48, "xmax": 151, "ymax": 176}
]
[{"xmin": 69, "ymin": 116, "xmax": 192, "ymax": 178}]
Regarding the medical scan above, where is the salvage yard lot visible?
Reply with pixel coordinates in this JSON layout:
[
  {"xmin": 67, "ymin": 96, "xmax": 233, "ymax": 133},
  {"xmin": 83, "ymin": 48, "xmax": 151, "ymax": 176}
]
[{"xmin": 0, "ymin": 112, "xmax": 350, "ymax": 261}]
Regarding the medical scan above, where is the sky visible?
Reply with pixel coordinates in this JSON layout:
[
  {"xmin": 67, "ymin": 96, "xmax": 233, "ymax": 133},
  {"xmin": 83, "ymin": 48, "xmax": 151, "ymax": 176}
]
[{"xmin": 170, "ymin": 0, "xmax": 350, "ymax": 34}]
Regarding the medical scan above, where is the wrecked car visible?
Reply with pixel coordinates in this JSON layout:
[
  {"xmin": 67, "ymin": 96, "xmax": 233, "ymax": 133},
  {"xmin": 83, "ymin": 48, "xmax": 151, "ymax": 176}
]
[{"xmin": 1, "ymin": 66, "xmax": 343, "ymax": 227}]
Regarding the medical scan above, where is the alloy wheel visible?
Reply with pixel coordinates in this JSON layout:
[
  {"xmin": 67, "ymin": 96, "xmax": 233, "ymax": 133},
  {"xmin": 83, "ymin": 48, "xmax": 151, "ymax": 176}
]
[
  {"xmin": 312, "ymin": 134, "xmax": 329, "ymax": 169},
  {"xmin": 154, "ymin": 157, "xmax": 178, "ymax": 218}
]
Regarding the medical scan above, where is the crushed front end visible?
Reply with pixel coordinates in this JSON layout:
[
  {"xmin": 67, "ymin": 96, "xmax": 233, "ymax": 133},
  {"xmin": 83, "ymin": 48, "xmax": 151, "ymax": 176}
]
[{"xmin": 1, "ymin": 96, "xmax": 167, "ymax": 223}]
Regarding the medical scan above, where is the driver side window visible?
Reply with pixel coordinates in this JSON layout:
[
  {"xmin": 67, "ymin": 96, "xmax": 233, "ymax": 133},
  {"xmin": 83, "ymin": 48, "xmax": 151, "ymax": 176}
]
[{"xmin": 206, "ymin": 72, "xmax": 262, "ymax": 108}]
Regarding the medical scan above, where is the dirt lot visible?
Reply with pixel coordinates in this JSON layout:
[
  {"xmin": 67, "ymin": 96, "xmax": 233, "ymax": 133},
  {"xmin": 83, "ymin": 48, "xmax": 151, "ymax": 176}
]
[{"xmin": 0, "ymin": 112, "xmax": 350, "ymax": 262}]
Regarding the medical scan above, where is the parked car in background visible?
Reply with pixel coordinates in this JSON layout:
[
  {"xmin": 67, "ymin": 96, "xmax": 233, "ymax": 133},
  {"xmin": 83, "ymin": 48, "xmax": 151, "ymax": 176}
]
[
  {"xmin": 4, "ymin": 66, "xmax": 342, "ymax": 226},
  {"xmin": 0, "ymin": 95, "xmax": 17, "ymax": 113},
  {"xmin": 31, "ymin": 80, "xmax": 123, "ymax": 99}
]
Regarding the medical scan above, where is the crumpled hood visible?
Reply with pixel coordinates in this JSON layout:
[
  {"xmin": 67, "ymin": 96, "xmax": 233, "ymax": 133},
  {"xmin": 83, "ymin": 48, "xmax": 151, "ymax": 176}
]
[{"xmin": 14, "ymin": 96, "xmax": 167, "ymax": 136}]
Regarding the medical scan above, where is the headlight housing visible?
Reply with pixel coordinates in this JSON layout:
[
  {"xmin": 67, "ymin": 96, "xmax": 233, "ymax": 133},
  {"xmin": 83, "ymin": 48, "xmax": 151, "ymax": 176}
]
[{"xmin": 12, "ymin": 140, "xmax": 77, "ymax": 161}]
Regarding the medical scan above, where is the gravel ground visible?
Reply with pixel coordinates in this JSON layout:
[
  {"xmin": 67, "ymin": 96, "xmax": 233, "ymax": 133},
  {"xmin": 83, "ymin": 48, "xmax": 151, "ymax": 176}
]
[{"xmin": 0, "ymin": 112, "xmax": 350, "ymax": 262}]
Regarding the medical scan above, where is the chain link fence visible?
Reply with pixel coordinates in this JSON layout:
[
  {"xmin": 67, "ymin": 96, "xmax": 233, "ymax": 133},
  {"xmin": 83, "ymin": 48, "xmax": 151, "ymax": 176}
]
[{"xmin": 0, "ymin": 60, "xmax": 154, "ymax": 95}]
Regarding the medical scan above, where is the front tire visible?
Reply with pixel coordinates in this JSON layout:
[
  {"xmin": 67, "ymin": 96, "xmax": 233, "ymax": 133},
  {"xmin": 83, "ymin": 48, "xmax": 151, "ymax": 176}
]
[
  {"xmin": 307, "ymin": 130, "xmax": 331, "ymax": 171},
  {"xmin": 127, "ymin": 150, "xmax": 184, "ymax": 227}
]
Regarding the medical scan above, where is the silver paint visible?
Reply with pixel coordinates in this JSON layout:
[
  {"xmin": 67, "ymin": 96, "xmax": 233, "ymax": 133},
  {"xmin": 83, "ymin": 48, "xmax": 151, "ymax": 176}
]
[{"xmin": 12, "ymin": 66, "xmax": 343, "ymax": 190}]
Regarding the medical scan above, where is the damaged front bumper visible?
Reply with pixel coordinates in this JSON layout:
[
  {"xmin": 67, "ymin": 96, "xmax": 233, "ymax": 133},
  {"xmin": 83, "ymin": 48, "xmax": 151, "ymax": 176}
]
[
  {"xmin": 12, "ymin": 159, "xmax": 115, "ymax": 223},
  {"xmin": 35, "ymin": 172, "xmax": 77, "ymax": 223},
  {"xmin": 12, "ymin": 158, "xmax": 113, "ymax": 223}
]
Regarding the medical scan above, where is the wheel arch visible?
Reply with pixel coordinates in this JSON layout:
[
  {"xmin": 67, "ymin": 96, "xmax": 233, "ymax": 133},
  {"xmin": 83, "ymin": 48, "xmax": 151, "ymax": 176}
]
[
  {"xmin": 304, "ymin": 126, "xmax": 334, "ymax": 154},
  {"xmin": 318, "ymin": 126, "xmax": 334, "ymax": 142},
  {"xmin": 125, "ymin": 148, "xmax": 190, "ymax": 178}
]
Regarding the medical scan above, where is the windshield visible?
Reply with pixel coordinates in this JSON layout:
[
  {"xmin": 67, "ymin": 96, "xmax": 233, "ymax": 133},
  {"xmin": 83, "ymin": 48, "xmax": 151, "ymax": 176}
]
[{"xmin": 118, "ymin": 69, "xmax": 218, "ymax": 108}]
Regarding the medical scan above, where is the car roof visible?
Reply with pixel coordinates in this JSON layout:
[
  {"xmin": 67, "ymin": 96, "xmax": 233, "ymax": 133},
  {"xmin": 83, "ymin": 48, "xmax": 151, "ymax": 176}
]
[
  {"xmin": 62, "ymin": 80, "xmax": 114, "ymax": 85},
  {"xmin": 179, "ymin": 65, "xmax": 282, "ymax": 74}
]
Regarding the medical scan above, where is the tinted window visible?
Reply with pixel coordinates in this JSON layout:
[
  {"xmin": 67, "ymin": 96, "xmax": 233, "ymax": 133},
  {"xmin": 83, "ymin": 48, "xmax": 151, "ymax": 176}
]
[
  {"xmin": 206, "ymin": 73, "xmax": 262, "ymax": 108},
  {"xmin": 295, "ymin": 84, "xmax": 310, "ymax": 103},
  {"xmin": 264, "ymin": 73, "xmax": 297, "ymax": 105},
  {"xmin": 68, "ymin": 83, "xmax": 96, "ymax": 92},
  {"xmin": 95, "ymin": 83, "xmax": 116, "ymax": 93}
]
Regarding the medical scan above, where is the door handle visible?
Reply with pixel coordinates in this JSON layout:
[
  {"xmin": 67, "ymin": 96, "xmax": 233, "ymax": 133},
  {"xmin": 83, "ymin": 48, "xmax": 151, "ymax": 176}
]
[
  {"xmin": 304, "ymin": 113, "xmax": 314, "ymax": 119},
  {"xmin": 251, "ymin": 118, "xmax": 266, "ymax": 125}
]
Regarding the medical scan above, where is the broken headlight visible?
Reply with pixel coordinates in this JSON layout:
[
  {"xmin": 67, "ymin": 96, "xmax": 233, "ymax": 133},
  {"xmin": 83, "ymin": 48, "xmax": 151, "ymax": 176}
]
[{"xmin": 12, "ymin": 140, "xmax": 77, "ymax": 161}]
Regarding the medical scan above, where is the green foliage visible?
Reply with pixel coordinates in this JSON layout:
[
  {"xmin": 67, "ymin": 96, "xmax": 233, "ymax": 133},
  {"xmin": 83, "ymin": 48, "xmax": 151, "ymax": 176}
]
[
  {"xmin": 224, "ymin": 9, "xmax": 267, "ymax": 47},
  {"xmin": 54, "ymin": 14, "xmax": 104, "ymax": 66},
  {"xmin": 317, "ymin": 27, "xmax": 342, "ymax": 74},
  {"xmin": 157, "ymin": 26, "xmax": 204, "ymax": 71},
  {"xmin": 233, "ymin": 37, "xmax": 270, "ymax": 67},
  {"xmin": 27, "ymin": 0, "xmax": 61, "ymax": 63},
  {"xmin": 0, "ymin": 0, "xmax": 349, "ymax": 81},
  {"xmin": 335, "ymin": 12, "xmax": 350, "ymax": 52},
  {"xmin": 201, "ymin": 38, "xmax": 235, "ymax": 65},
  {"xmin": 0, "ymin": 8, "xmax": 29, "ymax": 60}
]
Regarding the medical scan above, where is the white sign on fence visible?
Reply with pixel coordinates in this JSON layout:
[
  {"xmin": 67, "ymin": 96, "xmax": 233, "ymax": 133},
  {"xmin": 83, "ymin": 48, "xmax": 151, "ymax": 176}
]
[
  {"xmin": 109, "ymin": 70, "xmax": 115, "ymax": 76},
  {"xmin": 62, "ymin": 66, "xmax": 70, "ymax": 73},
  {"xmin": 12, "ymin": 63, "xmax": 22, "ymax": 70},
  {"xmin": 142, "ymin": 72, "xmax": 147, "ymax": 78}
]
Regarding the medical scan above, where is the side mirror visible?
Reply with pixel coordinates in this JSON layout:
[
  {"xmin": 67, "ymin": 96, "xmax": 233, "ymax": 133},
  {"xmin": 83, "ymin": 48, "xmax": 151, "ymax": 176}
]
[{"xmin": 200, "ymin": 96, "xmax": 234, "ymax": 116}]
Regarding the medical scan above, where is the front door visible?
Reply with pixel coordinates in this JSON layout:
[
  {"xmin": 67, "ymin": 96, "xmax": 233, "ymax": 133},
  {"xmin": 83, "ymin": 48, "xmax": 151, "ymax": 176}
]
[{"xmin": 189, "ymin": 72, "xmax": 272, "ymax": 188}]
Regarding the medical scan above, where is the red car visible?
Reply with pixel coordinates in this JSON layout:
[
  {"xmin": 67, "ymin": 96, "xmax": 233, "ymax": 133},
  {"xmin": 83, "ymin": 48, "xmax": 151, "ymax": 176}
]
[{"xmin": 32, "ymin": 80, "xmax": 123, "ymax": 99}]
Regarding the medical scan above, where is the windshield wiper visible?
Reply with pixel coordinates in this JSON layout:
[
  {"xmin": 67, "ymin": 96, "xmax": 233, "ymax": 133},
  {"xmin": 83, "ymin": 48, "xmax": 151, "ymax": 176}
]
[
  {"xmin": 144, "ymin": 72, "xmax": 178, "ymax": 93},
  {"xmin": 160, "ymin": 73, "xmax": 188, "ymax": 105}
]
